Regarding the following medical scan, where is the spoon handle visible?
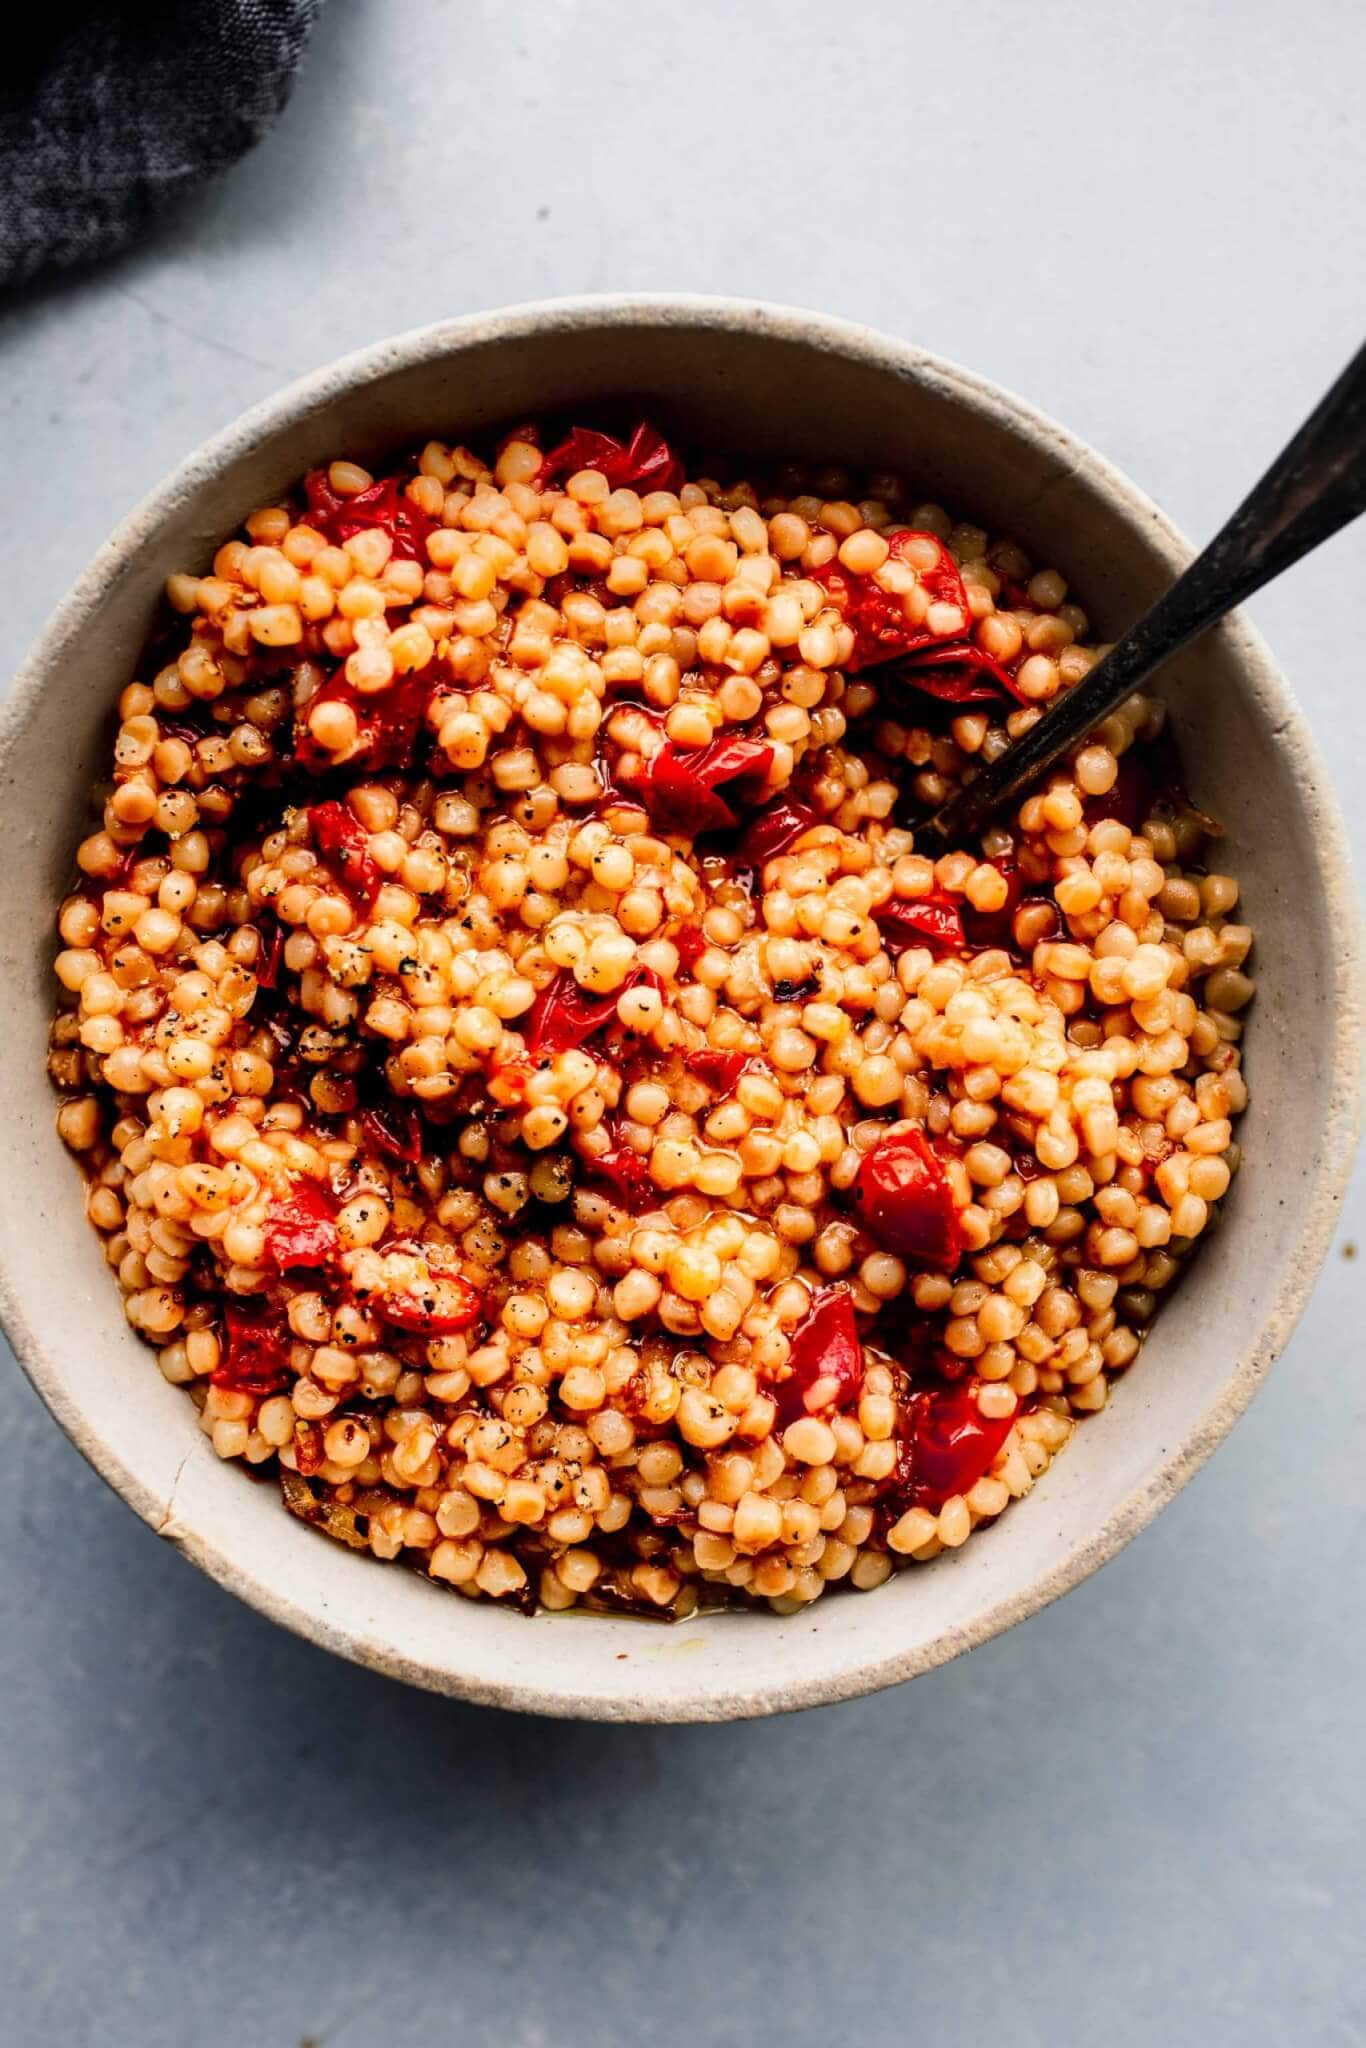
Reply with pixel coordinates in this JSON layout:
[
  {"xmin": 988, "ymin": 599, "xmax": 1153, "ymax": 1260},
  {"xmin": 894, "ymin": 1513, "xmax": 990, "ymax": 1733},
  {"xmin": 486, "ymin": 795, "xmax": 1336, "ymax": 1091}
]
[{"xmin": 920, "ymin": 336, "xmax": 1366, "ymax": 846}]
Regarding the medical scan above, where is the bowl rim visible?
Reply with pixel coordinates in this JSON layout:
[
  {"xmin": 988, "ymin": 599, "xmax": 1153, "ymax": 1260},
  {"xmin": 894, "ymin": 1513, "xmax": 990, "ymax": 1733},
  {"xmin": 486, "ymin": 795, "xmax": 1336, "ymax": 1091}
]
[{"xmin": 3, "ymin": 292, "xmax": 1360, "ymax": 1722}]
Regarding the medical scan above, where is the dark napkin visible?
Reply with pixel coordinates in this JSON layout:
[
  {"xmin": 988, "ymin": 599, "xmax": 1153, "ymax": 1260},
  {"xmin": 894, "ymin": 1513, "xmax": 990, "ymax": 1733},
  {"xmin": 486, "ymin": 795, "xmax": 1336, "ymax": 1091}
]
[{"xmin": 2, "ymin": 2, "xmax": 321, "ymax": 291}]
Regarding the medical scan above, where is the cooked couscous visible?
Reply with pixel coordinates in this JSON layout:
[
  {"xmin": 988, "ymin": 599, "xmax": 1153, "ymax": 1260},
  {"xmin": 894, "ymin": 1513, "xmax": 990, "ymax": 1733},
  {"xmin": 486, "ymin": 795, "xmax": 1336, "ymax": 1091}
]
[{"xmin": 48, "ymin": 421, "xmax": 1252, "ymax": 1616}]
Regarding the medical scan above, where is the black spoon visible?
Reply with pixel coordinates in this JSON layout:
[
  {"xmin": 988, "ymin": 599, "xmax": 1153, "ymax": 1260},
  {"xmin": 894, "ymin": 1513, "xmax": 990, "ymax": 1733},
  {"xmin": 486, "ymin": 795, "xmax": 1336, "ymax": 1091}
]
[{"xmin": 918, "ymin": 337, "xmax": 1366, "ymax": 847}]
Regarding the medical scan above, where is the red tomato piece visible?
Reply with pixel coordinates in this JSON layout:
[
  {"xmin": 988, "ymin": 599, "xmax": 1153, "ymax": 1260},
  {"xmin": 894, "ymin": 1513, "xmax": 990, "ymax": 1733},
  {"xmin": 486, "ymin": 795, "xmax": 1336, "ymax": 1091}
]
[
  {"xmin": 589, "ymin": 1141, "xmax": 656, "ymax": 1212},
  {"xmin": 641, "ymin": 734, "xmax": 774, "ymax": 837},
  {"xmin": 773, "ymin": 1286, "xmax": 864, "ymax": 1426},
  {"xmin": 360, "ymin": 1103, "xmax": 425, "ymax": 1165},
  {"xmin": 534, "ymin": 428, "xmax": 630, "ymax": 489},
  {"xmin": 812, "ymin": 530, "xmax": 970, "ymax": 673},
  {"xmin": 888, "ymin": 641, "xmax": 1029, "ymax": 704},
  {"xmin": 904, "ymin": 1384, "xmax": 1018, "ymax": 1509},
  {"xmin": 303, "ymin": 469, "xmax": 434, "ymax": 564},
  {"xmin": 264, "ymin": 1178, "xmax": 339, "ymax": 1272},
  {"xmin": 533, "ymin": 421, "xmax": 684, "ymax": 495},
  {"xmin": 370, "ymin": 1239, "xmax": 484, "ymax": 1334},
  {"xmin": 874, "ymin": 892, "xmax": 965, "ymax": 956},
  {"xmin": 524, "ymin": 966, "xmax": 660, "ymax": 1056},
  {"xmin": 739, "ymin": 796, "xmax": 819, "ymax": 866},
  {"xmin": 214, "ymin": 1301, "xmax": 294, "ymax": 1396},
  {"xmin": 308, "ymin": 800, "xmax": 382, "ymax": 912},
  {"xmin": 690, "ymin": 1049, "xmax": 750, "ymax": 1094},
  {"xmin": 358, "ymin": 667, "xmax": 438, "ymax": 772},
  {"xmin": 294, "ymin": 667, "xmax": 434, "ymax": 774},
  {"xmin": 852, "ymin": 1126, "xmax": 964, "ymax": 1270}
]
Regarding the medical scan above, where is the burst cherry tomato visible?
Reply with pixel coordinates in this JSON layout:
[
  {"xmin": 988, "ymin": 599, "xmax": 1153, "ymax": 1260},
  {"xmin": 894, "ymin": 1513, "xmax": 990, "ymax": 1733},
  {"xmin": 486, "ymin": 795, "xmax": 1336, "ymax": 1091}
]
[
  {"xmin": 524, "ymin": 967, "xmax": 661, "ymax": 1056},
  {"xmin": 690, "ymin": 1049, "xmax": 750, "ymax": 1094},
  {"xmin": 812, "ymin": 530, "xmax": 970, "ymax": 672},
  {"xmin": 533, "ymin": 421, "xmax": 684, "ymax": 495},
  {"xmin": 874, "ymin": 892, "xmax": 965, "ymax": 956},
  {"xmin": 303, "ymin": 469, "xmax": 435, "ymax": 564},
  {"xmin": 589, "ymin": 1140, "xmax": 656, "ymax": 1211},
  {"xmin": 904, "ymin": 1384, "xmax": 1018, "ymax": 1508},
  {"xmin": 773, "ymin": 1286, "xmax": 864, "ymax": 1426},
  {"xmin": 885, "ymin": 641, "xmax": 1028, "ymax": 704},
  {"xmin": 264, "ymin": 1178, "xmax": 338, "ymax": 1273},
  {"xmin": 308, "ymin": 801, "xmax": 382, "ymax": 912},
  {"xmin": 295, "ymin": 668, "xmax": 434, "ymax": 775},
  {"xmin": 852, "ymin": 1126, "xmax": 963, "ymax": 1270},
  {"xmin": 739, "ymin": 796, "xmax": 819, "ymax": 865},
  {"xmin": 359, "ymin": 1103, "xmax": 425, "ymax": 1165},
  {"xmin": 214, "ymin": 1302, "xmax": 294, "ymax": 1396},
  {"xmin": 641, "ymin": 734, "xmax": 774, "ymax": 837},
  {"xmin": 368, "ymin": 1240, "xmax": 483, "ymax": 1335}
]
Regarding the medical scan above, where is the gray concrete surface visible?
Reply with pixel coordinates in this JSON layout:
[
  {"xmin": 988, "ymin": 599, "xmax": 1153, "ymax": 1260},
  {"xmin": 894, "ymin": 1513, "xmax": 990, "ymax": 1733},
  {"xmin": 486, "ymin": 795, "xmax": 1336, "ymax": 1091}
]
[{"xmin": 1, "ymin": 4, "xmax": 1362, "ymax": 2044}]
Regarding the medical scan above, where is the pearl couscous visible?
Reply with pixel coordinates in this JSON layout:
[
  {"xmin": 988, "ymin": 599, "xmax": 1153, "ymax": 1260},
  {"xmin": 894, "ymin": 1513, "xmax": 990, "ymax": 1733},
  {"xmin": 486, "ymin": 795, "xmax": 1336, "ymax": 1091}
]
[{"xmin": 48, "ymin": 421, "xmax": 1252, "ymax": 1617}]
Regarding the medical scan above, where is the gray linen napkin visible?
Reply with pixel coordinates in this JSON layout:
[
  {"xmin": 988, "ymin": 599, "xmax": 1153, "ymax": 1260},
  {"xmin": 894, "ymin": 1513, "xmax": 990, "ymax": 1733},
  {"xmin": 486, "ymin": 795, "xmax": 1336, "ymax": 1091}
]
[{"xmin": 2, "ymin": 2, "xmax": 321, "ymax": 290}]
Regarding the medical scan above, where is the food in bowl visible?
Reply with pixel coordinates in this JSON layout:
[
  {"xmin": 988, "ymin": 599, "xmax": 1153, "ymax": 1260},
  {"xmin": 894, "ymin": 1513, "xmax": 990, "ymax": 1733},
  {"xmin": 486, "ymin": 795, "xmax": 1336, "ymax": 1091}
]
[{"xmin": 46, "ymin": 419, "xmax": 1254, "ymax": 1618}]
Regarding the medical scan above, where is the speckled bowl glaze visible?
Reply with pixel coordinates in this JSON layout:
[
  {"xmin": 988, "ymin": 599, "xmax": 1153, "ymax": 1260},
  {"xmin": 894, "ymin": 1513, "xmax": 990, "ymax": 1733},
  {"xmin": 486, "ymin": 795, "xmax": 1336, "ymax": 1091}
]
[{"xmin": 1, "ymin": 297, "xmax": 1358, "ymax": 1722}]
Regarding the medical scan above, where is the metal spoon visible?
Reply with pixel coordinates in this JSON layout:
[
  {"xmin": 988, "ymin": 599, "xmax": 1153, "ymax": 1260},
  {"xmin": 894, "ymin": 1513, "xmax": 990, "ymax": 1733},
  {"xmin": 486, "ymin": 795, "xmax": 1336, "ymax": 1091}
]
[{"xmin": 918, "ymin": 337, "xmax": 1366, "ymax": 847}]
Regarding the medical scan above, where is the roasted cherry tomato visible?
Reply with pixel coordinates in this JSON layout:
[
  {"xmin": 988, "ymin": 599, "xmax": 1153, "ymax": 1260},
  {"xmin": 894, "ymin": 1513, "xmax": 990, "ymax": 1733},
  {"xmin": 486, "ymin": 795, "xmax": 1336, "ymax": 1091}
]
[{"xmin": 852, "ymin": 1126, "xmax": 963, "ymax": 1270}]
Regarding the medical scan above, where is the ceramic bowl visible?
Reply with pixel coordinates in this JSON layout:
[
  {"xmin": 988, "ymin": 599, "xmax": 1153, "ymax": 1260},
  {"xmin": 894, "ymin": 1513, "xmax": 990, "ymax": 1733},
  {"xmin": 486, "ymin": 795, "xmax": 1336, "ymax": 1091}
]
[{"xmin": 1, "ymin": 297, "xmax": 1358, "ymax": 1721}]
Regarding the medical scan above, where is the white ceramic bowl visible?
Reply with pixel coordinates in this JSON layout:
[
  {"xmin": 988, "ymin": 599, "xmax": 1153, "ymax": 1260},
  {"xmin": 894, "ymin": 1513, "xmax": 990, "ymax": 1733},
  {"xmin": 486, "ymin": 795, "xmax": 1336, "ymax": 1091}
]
[{"xmin": 2, "ymin": 297, "xmax": 1358, "ymax": 1721}]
